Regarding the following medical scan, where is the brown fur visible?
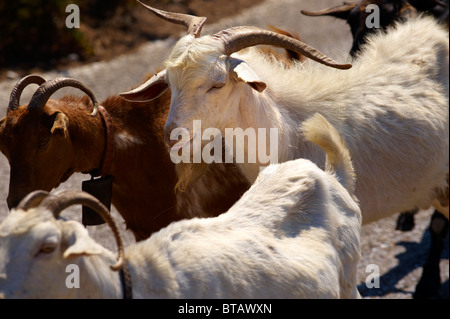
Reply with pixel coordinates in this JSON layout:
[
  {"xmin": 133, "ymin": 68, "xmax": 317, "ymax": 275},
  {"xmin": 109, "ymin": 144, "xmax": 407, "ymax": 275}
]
[
  {"xmin": 0, "ymin": 85, "xmax": 250, "ymax": 241},
  {"xmin": 0, "ymin": 26, "xmax": 304, "ymax": 241}
]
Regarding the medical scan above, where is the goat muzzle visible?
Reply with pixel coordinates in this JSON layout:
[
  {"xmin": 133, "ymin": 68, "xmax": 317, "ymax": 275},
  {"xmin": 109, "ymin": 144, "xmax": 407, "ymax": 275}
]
[{"xmin": 15, "ymin": 189, "xmax": 133, "ymax": 298}]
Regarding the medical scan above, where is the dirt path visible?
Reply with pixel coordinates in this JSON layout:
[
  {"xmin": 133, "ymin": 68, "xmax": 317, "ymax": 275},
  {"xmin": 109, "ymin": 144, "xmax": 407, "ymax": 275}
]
[{"xmin": 0, "ymin": 0, "xmax": 448, "ymax": 299}]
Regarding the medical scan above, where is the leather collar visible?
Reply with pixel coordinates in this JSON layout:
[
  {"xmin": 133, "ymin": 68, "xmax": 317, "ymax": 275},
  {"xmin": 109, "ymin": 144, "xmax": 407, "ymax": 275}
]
[{"xmin": 91, "ymin": 105, "xmax": 115, "ymax": 177}]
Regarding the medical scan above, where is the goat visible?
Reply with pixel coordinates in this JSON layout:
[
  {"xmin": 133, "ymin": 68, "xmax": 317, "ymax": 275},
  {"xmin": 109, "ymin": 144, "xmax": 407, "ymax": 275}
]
[
  {"xmin": 409, "ymin": 0, "xmax": 449, "ymax": 26},
  {"xmin": 121, "ymin": 4, "xmax": 448, "ymax": 221},
  {"xmin": 0, "ymin": 24, "xmax": 306, "ymax": 241},
  {"xmin": 301, "ymin": 0, "xmax": 450, "ymax": 298},
  {"xmin": 0, "ymin": 75, "xmax": 250, "ymax": 241},
  {"xmin": 0, "ymin": 113, "xmax": 362, "ymax": 299},
  {"xmin": 301, "ymin": 0, "xmax": 448, "ymax": 56},
  {"xmin": 120, "ymin": 4, "xmax": 449, "ymax": 298}
]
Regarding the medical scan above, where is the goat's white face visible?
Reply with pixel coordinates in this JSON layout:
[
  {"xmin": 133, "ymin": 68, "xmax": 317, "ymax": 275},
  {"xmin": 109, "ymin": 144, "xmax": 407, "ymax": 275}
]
[
  {"xmin": 163, "ymin": 36, "xmax": 267, "ymax": 150},
  {"xmin": 165, "ymin": 55, "xmax": 228, "ymax": 146},
  {"xmin": 0, "ymin": 209, "xmax": 104, "ymax": 298}
]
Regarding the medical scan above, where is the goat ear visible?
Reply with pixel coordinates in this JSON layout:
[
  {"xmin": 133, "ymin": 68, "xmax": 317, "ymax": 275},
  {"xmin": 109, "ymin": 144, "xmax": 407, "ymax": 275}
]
[
  {"xmin": 229, "ymin": 58, "xmax": 267, "ymax": 92},
  {"xmin": 119, "ymin": 69, "xmax": 169, "ymax": 102},
  {"xmin": 62, "ymin": 221, "xmax": 104, "ymax": 258},
  {"xmin": 50, "ymin": 112, "xmax": 69, "ymax": 138}
]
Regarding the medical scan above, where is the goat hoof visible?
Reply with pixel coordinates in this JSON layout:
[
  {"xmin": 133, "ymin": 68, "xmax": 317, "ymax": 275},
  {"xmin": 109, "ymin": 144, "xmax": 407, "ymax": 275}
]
[
  {"xmin": 413, "ymin": 271, "xmax": 442, "ymax": 299},
  {"xmin": 413, "ymin": 285, "xmax": 441, "ymax": 299},
  {"xmin": 396, "ymin": 212, "xmax": 415, "ymax": 231}
]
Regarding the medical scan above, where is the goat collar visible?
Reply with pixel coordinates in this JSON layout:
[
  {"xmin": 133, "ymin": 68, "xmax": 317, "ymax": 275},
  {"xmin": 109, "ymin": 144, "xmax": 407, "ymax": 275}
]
[
  {"xmin": 92, "ymin": 105, "xmax": 115, "ymax": 177},
  {"xmin": 120, "ymin": 261, "xmax": 133, "ymax": 299}
]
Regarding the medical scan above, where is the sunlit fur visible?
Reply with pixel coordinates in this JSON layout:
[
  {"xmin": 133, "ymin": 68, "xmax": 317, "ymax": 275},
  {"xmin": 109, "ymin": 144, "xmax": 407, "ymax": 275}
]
[
  {"xmin": 164, "ymin": 15, "xmax": 449, "ymax": 224},
  {"xmin": 0, "ymin": 83, "xmax": 250, "ymax": 242},
  {"xmin": 0, "ymin": 115, "xmax": 361, "ymax": 299}
]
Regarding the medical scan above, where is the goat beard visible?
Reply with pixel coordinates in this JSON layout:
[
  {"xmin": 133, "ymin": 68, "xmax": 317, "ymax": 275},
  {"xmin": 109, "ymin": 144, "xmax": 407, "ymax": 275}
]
[{"xmin": 174, "ymin": 161, "xmax": 208, "ymax": 193}]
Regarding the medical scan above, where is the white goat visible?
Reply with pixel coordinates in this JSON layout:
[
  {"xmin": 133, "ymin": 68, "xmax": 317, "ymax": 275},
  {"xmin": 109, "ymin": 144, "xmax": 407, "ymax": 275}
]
[
  {"xmin": 122, "ymin": 6, "xmax": 449, "ymax": 225},
  {"xmin": 0, "ymin": 114, "xmax": 361, "ymax": 299}
]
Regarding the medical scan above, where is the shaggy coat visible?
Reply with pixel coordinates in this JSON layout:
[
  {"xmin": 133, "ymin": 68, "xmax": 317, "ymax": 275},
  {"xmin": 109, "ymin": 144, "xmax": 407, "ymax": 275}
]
[
  {"xmin": 160, "ymin": 16, "xmax": 449, "ymax": 224},
  {"xmin": 0, "ymin": 114, "xmax": 361, "ymax": 299}
]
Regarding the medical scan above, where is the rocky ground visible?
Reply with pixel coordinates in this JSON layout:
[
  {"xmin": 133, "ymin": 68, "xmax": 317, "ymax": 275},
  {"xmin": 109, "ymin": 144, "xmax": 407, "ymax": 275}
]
[{"xmin": 0, "ymin": 0, "xmax": 448, "ymax": 299}]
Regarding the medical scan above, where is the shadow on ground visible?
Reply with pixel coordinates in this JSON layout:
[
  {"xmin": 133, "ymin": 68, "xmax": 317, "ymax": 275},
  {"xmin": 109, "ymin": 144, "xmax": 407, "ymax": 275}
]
[{"xmin": 358, "ymin": 227, "xmax": 449, "ymax": 298}]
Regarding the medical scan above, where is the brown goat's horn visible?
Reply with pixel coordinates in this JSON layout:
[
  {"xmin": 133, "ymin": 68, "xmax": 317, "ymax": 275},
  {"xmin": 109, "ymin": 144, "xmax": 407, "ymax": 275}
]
[
  {"xmin": 16, "ymin": 190, "xmax": 50, "ymax": 211},
  {"xmin": 28, "ymin": 78, "xmax": 100, "ymax": 117},
  {"xmin": 214, "ymin": 26, "xmax": 352, "ymax": 70},
  {"xmin": 433, "ymin": 0, "xmax": 447, "ymax": 7},
  {"xmin": 39, "ymin": 189, "xmax": 125, "ymax": 271},
  {"xmin": 137, "ymin": 0, "xmax": 207, "ymax": 37},
  {"xmin": 8, "ymin": 75, "xmax": 46, "ymax": 112}
]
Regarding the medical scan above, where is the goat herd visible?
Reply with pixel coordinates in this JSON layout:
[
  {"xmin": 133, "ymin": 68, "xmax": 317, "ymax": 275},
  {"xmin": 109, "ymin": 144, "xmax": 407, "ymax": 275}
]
[{"xmin": 0, "ymin": 0, "xmax": 448, "ymax": 299}]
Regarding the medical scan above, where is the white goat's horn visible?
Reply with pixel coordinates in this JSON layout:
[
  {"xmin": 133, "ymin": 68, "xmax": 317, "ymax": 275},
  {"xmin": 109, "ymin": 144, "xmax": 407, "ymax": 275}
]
[
  {"xmin": 16, "ymin": 190, "xmax": 50, "ymax": 211},
  {"xmin": 40, "ymin": 190, "xmax": 125, "ymax": 271},
  {"xmin": 27, "ymin": 78, "xmax": 100, "ymax": 117},
  {"xmin": 137, "ymin": 0, "xmax": 207, "ymax": 37},
  {"xmin": 8, "ymin": 75, "xmax": 46, "ymax": 112},
  {"xmin": 214, "ymin": 26, "xmax": 352, "ymax": 70}
]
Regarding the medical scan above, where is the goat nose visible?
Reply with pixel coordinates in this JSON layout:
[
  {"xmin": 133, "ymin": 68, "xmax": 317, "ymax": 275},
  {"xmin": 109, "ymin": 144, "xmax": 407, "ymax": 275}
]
[
  {"xmin": 164, "ymin": 123, "xmax": 179, "ymax": 148},
  {"xmin": 165, "ymin": 134, "xmax": 178, "ymax": 148}
]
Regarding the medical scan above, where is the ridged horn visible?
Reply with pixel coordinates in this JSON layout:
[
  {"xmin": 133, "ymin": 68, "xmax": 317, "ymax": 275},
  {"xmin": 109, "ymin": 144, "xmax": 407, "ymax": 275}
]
[
  {"xmin": 137, "ymin": 0, "xmax": 207, "ymax": 37},
  {"xmin": 300, "ymin": 3, "xmax": 358, "ymax": 19},
  {"xmin": 214, "ymin": 26, "xmax": 352, "ymax": 70},
  {"xmin": 433, "ymin": 0, "xmax": 447, "ymax": 7},
  {"xmin": 39, "ymin": 189, "xmax": 125, "ymax": 271},
  {"xmin": 16, "ymin": 190, "xmax": 50, "ymax": 211},
  {"xmin": 27, "ymin": 78, "xmax": 99, "ymax": 116},
  {"xmin": 8, "ymin": 75, "xmax": 46, "ymax": 112}
]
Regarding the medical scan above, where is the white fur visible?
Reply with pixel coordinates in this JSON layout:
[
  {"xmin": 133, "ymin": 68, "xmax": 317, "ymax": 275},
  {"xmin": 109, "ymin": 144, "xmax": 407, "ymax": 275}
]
[
  {"xmin": 0, "ymin": 115, "xmax": 361, "ymax": 299},
  {"xmin": 163, "ymin": 16, "xmax": 449, "ymax": 223}
]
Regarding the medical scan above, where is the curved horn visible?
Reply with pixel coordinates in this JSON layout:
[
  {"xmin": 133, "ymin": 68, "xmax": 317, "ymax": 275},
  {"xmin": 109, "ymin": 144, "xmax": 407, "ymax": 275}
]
[
  {"xmin": 300, "ymin": 3, "xmax": 358, "ymax": 19},
  {"xmin": 27, "ymin": 78, "xmax": 100, "ymax": 117},
  {"xmin": 8, "ymin": 75, "xmax": 46, "ymax": 112},
  {"xmin": 16, "ymin": 190, "xmax": 50, "ymax": 211},
  {"xmin": 433, "ymin": 0, "xmax": 447, "ymax": 7},
  {"xmin": 39, "ymin": 190, "xmax": 125, "ymax": 271},
  {"xmin": 137, "ymin": 0, "xmax": 207, "ymax": 37},
  {"xmin": 214, "ymin": 26, "xmax": 352, "ymax": 70}
]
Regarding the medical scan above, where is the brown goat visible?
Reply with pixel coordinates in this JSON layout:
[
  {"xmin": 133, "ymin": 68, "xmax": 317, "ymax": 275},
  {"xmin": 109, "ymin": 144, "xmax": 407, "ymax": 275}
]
[
  {"xmin": 0, "ymin": 76, "xmax": 250, "ymax": 241},
  {"xmin": 0, "ymin": 25, "xmax": 303, "ymax": 242}
]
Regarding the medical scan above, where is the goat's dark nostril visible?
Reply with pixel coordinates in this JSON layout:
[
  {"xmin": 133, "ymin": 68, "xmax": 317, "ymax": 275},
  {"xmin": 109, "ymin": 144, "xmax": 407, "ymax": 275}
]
[
  {"xmin": 165, "ymin": 134, "xmax": 179, "ymax": 148},
  {"xmin": 164, "ymin": 123, "xmax": 181, "ymax": 148},
  {"xmin": 166, "ymin": 140, "xmax": 176, "ymax": 148}
]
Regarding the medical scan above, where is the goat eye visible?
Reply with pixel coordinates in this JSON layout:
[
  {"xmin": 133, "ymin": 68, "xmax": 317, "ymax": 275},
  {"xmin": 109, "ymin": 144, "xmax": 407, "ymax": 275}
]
[
  {"xmin": 37, "ymin": 138, "xmax": 50, "ymax": 150},
  {"xmin": 39, "ymin": 245, "xmax": 56, "ymax": 254},
  {"xmin": 208, "ymin": 83, "xmax": 225, "ymax": 92}
]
